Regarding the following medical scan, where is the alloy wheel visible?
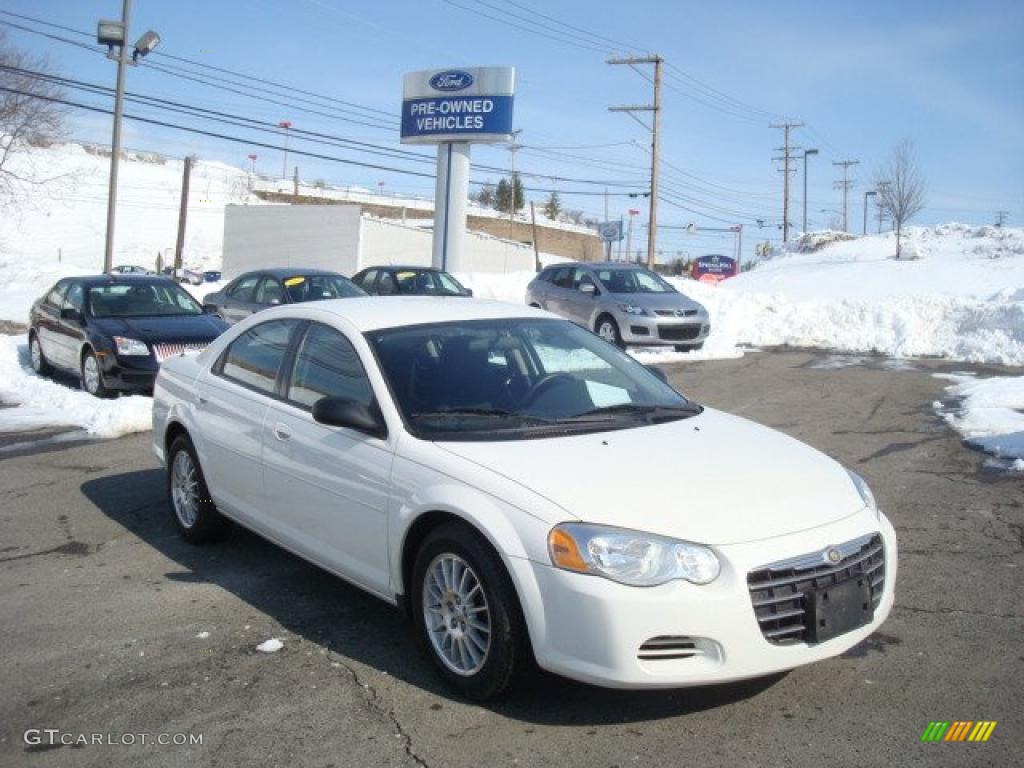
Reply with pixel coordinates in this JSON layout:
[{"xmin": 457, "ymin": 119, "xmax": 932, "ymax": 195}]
[
  {"xmin": 171, "ymin": 450, "xmax": 200, "ymax": 528},
  {"xmin": 422, "ymin": 553, "xmax": 492, "ymax": 676}
]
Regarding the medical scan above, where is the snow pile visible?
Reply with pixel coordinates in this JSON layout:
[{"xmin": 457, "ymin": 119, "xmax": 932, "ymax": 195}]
[
  {"xmin": 0, "ymin": 334, "xmax": 152, "ymax": 437},
  {"xmin": 792, "ymin": 230, "xmax": 859, "ymax": 253},
  {"xmin": 935, "ymin": 373, "xmax": 1024, "ymax": 469},
  {"xmin": 256, "ymin": 638, "xmax": 283, "ymax": 653}
]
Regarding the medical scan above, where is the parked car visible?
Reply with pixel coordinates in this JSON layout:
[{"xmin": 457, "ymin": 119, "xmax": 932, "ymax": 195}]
[
  {"xmin": 203, "ymin": 270, "xmax": 222, "ymax": 283},
  {"xmin": 201, "ymin": 268, "xmax": 365, "ymax": 325},
  {"xmin": 159, "ymin": 266, "xmax": 204, "ymax": 285},
  {"xmin": 109, "ymin": 264, "xmax": 154, "ymax": 275},
  {"xmin": 29, "ymin": 275, "xmax": 227, "ymax": 397},
  {"xmin": 351, "ymin": 265, "xmax": 472, "ymax": 297},
  {"xmin": 152, "ymin": 298, "xmax": 895, "ymax": 700},
  {"xmin": 526, "ymin": 262, "xmax": 710, "ymax": 352}
]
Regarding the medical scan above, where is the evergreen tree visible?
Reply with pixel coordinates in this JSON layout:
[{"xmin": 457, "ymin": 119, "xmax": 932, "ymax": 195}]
[
  {"xmin": 512, "ymin": 173, "xmax": 524, "ymax": 213},
  {"xmin": 543, "ymin": 190, "xmax": 561, "ymax": 220},
  {"xmin": 495, "ymin": 178, "xmax": 511, "ymax": 212}
]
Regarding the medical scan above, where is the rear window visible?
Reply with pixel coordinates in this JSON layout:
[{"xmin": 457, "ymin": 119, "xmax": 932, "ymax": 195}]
[{"xmin": 217, "ymin": 320, "xmax": 297, "ymax": 395}]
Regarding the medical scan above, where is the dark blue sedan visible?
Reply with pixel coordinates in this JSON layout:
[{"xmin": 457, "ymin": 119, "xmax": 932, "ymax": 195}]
[{"xmin": 28, "ymin": 275, "xmax": 228, "ymax": 397}]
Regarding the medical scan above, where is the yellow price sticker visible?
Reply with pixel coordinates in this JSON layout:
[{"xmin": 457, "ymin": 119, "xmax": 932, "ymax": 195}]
[{"xmin": 284, "ymin": 276, "xmax": 306, "ymax": 286}]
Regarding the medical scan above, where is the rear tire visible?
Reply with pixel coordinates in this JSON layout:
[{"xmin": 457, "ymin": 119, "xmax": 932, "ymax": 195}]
[
  {"xmin": 166, "ymin": 434, "xmax": 230, "ymax": 544},
  {"xmin": 29, "ymin": 333, "xmax": 53, "ymax": 376},
  {"xmin": 595, "ymin": 315, "xmax": 625, "ymax": 349},
  {"xmin": 412, "ymin": 522, "xmax": 526, "ymax": 701}
]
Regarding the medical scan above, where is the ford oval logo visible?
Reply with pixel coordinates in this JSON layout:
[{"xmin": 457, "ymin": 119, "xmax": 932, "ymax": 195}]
[{"xmin": 430, "ymin": 70, "xmax": 474, "ymax": 92}]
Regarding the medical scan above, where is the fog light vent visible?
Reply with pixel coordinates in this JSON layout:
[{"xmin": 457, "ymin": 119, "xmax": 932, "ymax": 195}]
[{"xmin": 637, "ymin": 636, "xmax": 701, "ymax": 660}]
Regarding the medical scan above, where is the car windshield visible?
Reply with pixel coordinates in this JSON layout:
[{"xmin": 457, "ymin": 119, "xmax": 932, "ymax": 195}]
[
  {"xmin": 393, "ymin": 269, "xmax": 468, "ymax": 296},
  {"xmin": 87, "ymin": 282, "xmax": 203, "ymax": 318},
  {"xmin": 595, "ymin": 267, "xmax": 677, "ymax": 294},
  {"xmin": 368, "ymin": 318, "xmax": 699, "ymax": 440},
  {"xmin": 285, "ymin": 274, "xmax": 365, "ymax": 302}
]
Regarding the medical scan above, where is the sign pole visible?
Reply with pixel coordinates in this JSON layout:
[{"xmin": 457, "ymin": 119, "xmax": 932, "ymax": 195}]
[{"xmin": 432, "ymin": 142, "xmax": 471, "ymax": 272}]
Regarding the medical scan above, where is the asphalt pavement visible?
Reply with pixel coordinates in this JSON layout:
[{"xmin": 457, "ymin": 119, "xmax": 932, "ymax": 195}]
[{"xmin": 0, "ymin": 350, "xmax": 1020, "ymax": 768}]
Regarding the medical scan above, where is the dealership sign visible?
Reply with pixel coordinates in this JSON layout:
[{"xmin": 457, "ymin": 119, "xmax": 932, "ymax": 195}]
[
  {"xmin": 693, "ymin": 254, "xmax": 738, "ymax": 280},
  {"xmin": 401, "ymin": 66, "xmax": 515, "ymax": 144}
]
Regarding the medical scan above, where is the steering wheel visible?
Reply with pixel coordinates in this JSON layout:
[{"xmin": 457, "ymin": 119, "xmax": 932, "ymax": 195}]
[{"xmin": 519, "ymin": 372, "xmax": 576, "ymax": 409}]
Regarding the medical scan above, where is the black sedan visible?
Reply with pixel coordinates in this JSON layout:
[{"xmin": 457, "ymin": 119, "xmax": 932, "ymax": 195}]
[
  {"xmin": 350, "ymin": 265, "xmax": 472, "ymax": 297},
  {"xmin": 28, "ymin": 275, "xmax": 228, "ymax": 397},
  {"xmin": 202, "ymin": 268, "xmax": 364, "ymax": 325}
]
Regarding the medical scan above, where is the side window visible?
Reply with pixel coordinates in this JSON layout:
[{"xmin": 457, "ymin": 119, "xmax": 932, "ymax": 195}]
[
  {"xmin": 217, "ymin": 319, "xmax": 297, "ymax": 395},
  {"xmin": 377, "ymin": 272, "xmax": 397, "ymax": 296},
  {"xmin": 551, "ymin": 267, "xmax": 573, "ymax": 289},
  {"xmin": 45, "ymin": 282, "xmax": 68, "ymax": 308},
  {"xmin": 229, "ymin": 275, "xmax": 260, "ymax": 302},
  {"xmin": 287, "ymin": 323, "xmax": 373, "ymax": 409},
  {"xmin": 356, "ymin": 269, "xmax": 378, "ymax": 290},
  {"xmin": 256, "ymin": 278, "xmax": 285, "ymax": 305},
  {"xmin": 572, "ymin": 269, "xmax": 596, "ymax": 291},
  {"xmin": 63, "ymin": 283, "xmax": 85, "ymax": 312}
]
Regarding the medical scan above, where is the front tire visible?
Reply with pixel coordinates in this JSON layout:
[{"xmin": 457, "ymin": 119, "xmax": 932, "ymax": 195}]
[
  {"xmin": 595, "ymin": 315, "xmax": 625, "ymax": 349},
  {"xmin": 166, "ymin": 434, "xmax": 230, "ymax": 544},
  {"xmin": 412, "ymin": 522, "xmax": 526, "ymax": 701},
  {"xmin": 29, "ymin": 333, "xmax": 53, "ymax": 376},
  {"xmin": 80, "ymin": 349, "xmax": 112, "ymax": 398}
]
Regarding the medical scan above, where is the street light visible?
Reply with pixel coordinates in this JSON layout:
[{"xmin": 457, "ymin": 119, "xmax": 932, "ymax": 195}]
[
  {"xmin": 863, "ymin": 190, "xmax": 877, "ymax": 235},
  {"xmin": 98, "ymin": 0, "xmax": 160, "ymax": 273},
  {"xmin": 802, "ymin": 148, "xmax": 818, "ymax": 234}
]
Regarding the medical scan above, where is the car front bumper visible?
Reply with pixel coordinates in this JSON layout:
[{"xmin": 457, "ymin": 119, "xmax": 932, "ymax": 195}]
[
  {"xmin": 617, "ymin": 313, "xmax": 711, "ymax": 347},
  {"xmin": 509, "ymin": 508, "xmax": 896, "ymax": 689},
  {"xmin": 96, "ymin": 351, "xmax": 159, "ymax": 392}
]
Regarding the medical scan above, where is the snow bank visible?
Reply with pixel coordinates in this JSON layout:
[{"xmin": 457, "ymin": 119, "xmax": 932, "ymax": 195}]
[
  {"xmin": 935, "ymin": 373, "xmax": 1024, "ymax": 466},
  {"xmin": 0, "ymin": 335, "xmax": 152, "ymax": 438}
]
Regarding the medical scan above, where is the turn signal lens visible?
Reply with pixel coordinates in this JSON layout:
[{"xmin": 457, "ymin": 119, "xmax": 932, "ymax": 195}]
[{"xmin": 548, "ymin": 527, "xmax": 588, "ymax": 572}]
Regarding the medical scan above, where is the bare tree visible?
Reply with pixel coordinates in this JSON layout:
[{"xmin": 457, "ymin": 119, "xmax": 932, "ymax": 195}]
[
  {"xmin": 873, "ymin": 139, "xmax": 926, "ymax": 258},
  {"xmin": 0, "ymin": 32, "xmax": 67, "ymax": 194}
]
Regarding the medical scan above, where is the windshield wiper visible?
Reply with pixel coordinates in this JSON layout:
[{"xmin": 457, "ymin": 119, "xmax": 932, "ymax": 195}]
[
  {"xmin": 566, "ymin": 403, "xmax": 701, "ymax": 421},
  {"xmin": 413, "ymin": 408, "xmax": 553, "ymax": 424}
]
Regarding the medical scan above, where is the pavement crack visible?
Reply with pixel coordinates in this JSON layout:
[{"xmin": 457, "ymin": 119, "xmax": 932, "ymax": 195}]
[
  {"xmin": 894, "ymin": 605, "xmax": 1022, "ymax": 621},
  {"xmin": 0, "ymin": 540, "xmax": 90, "ymax": 563},
  {"xmin": 333, "ymin": 657, "xmax": 430, "ymax": 768}
]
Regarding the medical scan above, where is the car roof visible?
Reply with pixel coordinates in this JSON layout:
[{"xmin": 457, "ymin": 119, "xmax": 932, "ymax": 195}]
[
  {"xmin": 361, "ymin": 265, "xmax": 444, "ymax": 273},
  {"xmin": 236, "ymin": 267, "xmax": 345, "ymax": 280},
  {"xmin": 66, "ymin": 275, "xmax": 177, "ymax": 286},
  {"xmin": 267, "ymin": 296, "xmax": 548, "ymax": 332},
  {"xmin": 568, "ymin": 262, "xmax": 651, "ymax": 270}
]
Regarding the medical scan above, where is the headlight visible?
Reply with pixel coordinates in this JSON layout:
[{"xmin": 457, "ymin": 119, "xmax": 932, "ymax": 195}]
[
  {"xmin": 617, "ymin": 303, "xmax": 647, "ymax": 316},
  {"xmin": 113, "ymin": 336, "xmax": 149, "ymax": 356},
  {"xmin": 847, "ymin": 469, "xmax": 878, "ymax": 517},
  {"xmin": 548, "ymin": 523, "xmax": 720, "ymax": 586}
]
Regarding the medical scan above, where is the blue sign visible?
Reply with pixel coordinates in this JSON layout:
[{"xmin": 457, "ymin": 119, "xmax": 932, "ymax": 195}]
[
  {"xmin": 402, "ymin": 66, "xmax": 515, "ymax": 145},
  {"xmin": 693, "ymin": 254, "xmax": 738, "ymax": 278},
  {"xmin": 429, "ymin": 70, "xmax": 474, "ymax": 91},
  {"xmin": 401, "ymin": 95, "xmax": 514, "ymax": 141}
]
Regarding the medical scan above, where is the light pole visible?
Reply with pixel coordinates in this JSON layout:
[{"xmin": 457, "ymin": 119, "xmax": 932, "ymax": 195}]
[
  {"xmin": 247, "ymin": 153, "xmax": 257, "ymax": 174},
  {"xmin": 278, "ymin": 121, "xmax": 292, "ymax": 179},
  {"xmin": 98, "ymin": 2, "xmax": 160, "ymax": 273},
  {"xmin": 802, "ymin": 148, "xmax": 818, "ymax": 235},
  {"xmin": 863, "ymin": 190, "xmax": 877, "ymax": 235}
]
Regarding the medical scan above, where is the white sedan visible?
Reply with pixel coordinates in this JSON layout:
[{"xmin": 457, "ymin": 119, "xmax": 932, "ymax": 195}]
[{"xmin": 151, "ymin": 297, "xmax": 897, "ymax": 700}]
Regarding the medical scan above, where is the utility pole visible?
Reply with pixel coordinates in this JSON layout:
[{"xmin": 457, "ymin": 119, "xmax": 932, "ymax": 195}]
[
  {"xmin": 802, "ymin": 148, "xmax": 818, "ymax": 234},
  {"xmin": 293, "ymin": 165, "xmax": 299, "ymax": 196},
  {"xmin": 102, "ymin": 0, "xmax": 132, "ymax": 274},
  {"xmin": 507, "ymin": 129, "xmax": 522, "ymax": 238},
  {"xmin": 278, "ymin": 120, "xmax": 292, "ymax": 179},
  {"xmin": 995, "ymin": 210, "xmax": 1009, "ymax": 227},
  {"xmin": 530, "ymin": 201, "xmax": 541, "ymax": 272},
  {"xmin": 832, "ymin": 159, "xmax": 859, "ymax": 232},
  {"xmin": 173, "ymin": 155, "xmax": 194, "ymax": 272},
  {"xmin": 770, "ymin": 121, "xmax": 804, "ymax": 243},
  {"xmin": 863, "ymin": 190, "xmax": 877, "ymax": 235},
  {"xmin": 876, "ymin": 180, "xmax": 890, "ymax": 233},
  {"xmin": 608, "ymin": 54, "xmax": 662, "ymax": 268}
]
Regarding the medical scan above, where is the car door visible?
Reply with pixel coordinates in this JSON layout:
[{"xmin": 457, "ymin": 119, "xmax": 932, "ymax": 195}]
[
  {"xmin": 545, "ymin": 267, "xmax": 577, "ymax": 320},
  {"xmin": 195, "ymin": 318, "xmax": 302, "ymax": 524},
  {"xmin": 261, "ymin": 321, "xmax": 394, "ymax": 595},
  {"xmin": 352, "ymin": 269, "xmax": 378, "ymax": 294},
  {"xmin": 254, "ymin": 276, "xmax": 285, "ymax": 310},
  {"xmin": 221, "ymin": 274, "xmax": 261, "ymax": 324},
  {"xmin": 568, "ymin": 268, "xmax": 600, "ymax": 326},
  {"xmin": 53, "ymin": 281, "xmax": 88, "ymax": 369},
  {"xmin": 35, "ymin": 281, "xmax": 68, "ymax": 370}
]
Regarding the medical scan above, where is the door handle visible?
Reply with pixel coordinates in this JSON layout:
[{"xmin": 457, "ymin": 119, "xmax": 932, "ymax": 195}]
[{"xmin": 273, "ymin": 423, "xmax": 291, "ymax": 441}]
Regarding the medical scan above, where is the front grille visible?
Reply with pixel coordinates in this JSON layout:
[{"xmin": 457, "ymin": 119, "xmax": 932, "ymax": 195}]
[
  {"xmin": 654, "ymin": 309, "xmax": 698, "ymax": 318},
  {"xmin": 747, "ymin": 533, "xmax": 885, "ymax": 645},
  {"xmin": 153, "ymin": 343, "xmax": 208, "ymax": 363},
  {"xmin": 657, "ymin": 325, "xmax": 701, "ymax": 341},
  {"xmin": 638, "ymin": 636, "xmax": 701, "ymax": 661}
]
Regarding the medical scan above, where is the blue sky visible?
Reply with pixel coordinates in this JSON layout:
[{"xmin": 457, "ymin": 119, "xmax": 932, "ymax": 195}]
[{"xmin": 3, "ymin": 0, "xmax": 1022, "ymax": 254}]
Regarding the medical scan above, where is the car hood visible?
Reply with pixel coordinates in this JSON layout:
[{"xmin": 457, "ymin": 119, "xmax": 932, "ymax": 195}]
[
  {"xmin": 90, "ymin": 314, "xmax": 227, "ymax": 343},
  {"xmin": 436, "ymin": 408, "xmax": 865, "ymax": 545},
  {"xmin": 607, "ymin": 291, "xmax": 705, "ymax": 313}
]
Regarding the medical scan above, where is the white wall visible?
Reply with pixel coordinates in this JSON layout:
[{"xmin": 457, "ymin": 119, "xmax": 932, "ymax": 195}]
[
  {"xmin": 361, "ymin": 217, "xmax": 536, "ymax": 273},
  {"xmin": 222, "ymin": 204, "xmax": 362, "ymax": 278},
  {"xmin": 222, "ymin": 204, "xmax": 536, "ymax": 278}
]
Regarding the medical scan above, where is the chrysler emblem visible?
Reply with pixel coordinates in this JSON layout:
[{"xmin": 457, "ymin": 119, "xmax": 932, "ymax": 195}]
[{"xmin": 825, "ymin": 548, "xmax": 842, "ymax": 564}]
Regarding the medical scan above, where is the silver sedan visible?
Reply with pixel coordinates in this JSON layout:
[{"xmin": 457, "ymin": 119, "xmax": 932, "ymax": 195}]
[{"xmin": 525, "ymin": 262, "xmax": 710, "ymax": 351}]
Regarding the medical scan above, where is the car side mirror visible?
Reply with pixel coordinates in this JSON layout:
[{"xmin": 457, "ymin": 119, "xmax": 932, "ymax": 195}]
[
  {"xmin": 312, "ymin": 397, "xmax": 387, "ymax": 438},
  {"xmin": 465, "ymin": 288, "xmax": 474, "ymax": 297},
  {"xmin": 579, "ymin": 282, "xmax": 597, "ymax": 296},
  {"xmin": 202, "ymin": 304, "xmax": 218, "ymax": 314},
  {"xmin": 60, "ymin": 307, "xmax": 83, "ymax": 323},
  {"xmin": 646, "ymin": 365, "xmax": 669, "ymax": 384}
]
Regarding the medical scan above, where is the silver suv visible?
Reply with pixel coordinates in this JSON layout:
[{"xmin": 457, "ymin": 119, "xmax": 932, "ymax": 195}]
[{"xmin": 526, "ymin": 262, "xmax": 710, "ymax": 351}]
